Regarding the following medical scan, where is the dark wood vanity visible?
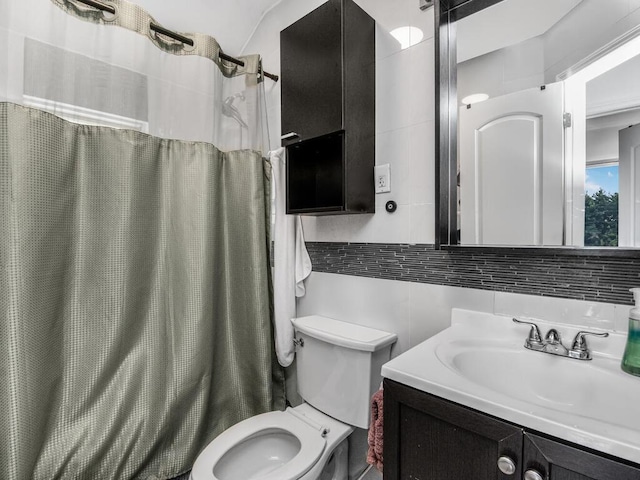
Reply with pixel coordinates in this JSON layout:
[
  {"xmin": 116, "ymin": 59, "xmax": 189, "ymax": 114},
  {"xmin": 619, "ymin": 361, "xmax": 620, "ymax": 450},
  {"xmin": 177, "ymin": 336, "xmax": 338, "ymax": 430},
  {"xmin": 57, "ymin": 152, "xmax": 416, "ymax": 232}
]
[{"xmin": 383, "ymin": 379, "xmax": 640, "ymax": 480}]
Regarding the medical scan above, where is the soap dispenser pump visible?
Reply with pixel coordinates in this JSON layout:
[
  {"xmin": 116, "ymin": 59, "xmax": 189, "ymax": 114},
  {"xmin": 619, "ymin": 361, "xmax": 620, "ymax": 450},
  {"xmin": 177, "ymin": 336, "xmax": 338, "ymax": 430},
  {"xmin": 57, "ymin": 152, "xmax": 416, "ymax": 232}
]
[{"xmin": 622, "ymin": 288, "xmax": 640, "ymax": 376}]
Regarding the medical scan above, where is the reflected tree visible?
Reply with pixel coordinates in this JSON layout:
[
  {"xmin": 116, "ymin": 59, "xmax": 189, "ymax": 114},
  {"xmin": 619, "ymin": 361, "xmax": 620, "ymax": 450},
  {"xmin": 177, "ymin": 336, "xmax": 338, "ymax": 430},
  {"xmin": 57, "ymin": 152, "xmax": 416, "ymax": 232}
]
[{"xmin": 584, "ymin": 189, "xmax": 618, "ymax": 246}]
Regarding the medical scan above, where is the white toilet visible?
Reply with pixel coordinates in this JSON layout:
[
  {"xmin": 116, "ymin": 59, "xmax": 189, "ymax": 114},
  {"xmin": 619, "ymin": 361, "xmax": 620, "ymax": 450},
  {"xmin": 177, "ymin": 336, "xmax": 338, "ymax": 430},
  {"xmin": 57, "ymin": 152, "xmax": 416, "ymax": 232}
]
[{"xmin": 190, "ymin": 315, "xmax": 397, "ymax": 480}]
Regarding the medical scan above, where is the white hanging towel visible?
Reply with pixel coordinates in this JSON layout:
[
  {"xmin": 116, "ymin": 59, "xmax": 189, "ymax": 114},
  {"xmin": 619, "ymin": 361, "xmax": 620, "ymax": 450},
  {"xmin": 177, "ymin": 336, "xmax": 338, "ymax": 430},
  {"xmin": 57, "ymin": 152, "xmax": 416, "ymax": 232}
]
[{"xmin": 270, "ymin": 147, "xmax": 312, "ymax": 367}]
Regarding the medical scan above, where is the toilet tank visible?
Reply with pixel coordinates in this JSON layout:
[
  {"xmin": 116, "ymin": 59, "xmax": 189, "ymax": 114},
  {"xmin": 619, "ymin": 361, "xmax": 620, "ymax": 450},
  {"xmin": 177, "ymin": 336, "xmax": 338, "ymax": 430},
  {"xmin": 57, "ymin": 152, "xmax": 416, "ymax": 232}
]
[{"xmin": 291, "ymin": 315, "xmax": 397, "ymax": 429}]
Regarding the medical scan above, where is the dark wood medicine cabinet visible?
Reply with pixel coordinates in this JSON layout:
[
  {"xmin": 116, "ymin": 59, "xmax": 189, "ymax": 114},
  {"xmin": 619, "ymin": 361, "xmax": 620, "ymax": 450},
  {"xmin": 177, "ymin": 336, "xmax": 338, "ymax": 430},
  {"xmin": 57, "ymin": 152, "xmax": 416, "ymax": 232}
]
[{"xmin": 280, "ymin": 0, "xmax": 375, "ymax": 215}]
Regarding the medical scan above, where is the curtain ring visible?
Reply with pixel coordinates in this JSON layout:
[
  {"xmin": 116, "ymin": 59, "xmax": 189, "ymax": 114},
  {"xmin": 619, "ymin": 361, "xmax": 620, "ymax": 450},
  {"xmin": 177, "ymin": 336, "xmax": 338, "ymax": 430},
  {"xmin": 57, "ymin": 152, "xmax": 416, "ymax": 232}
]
[
  {"xmin": 150, "ymin": 22, "xmax": 195, "ymax": 53},
  {"xmin": 100, "ymin": 3, "xmax": 118, "ymax": 22},
  {"xmin": 182, "ymin": 39, "xmax": 196, "ymax": 53},
  {"xmin": 64, "ymin": 0, "xmax": 118, "ymax": 22}
]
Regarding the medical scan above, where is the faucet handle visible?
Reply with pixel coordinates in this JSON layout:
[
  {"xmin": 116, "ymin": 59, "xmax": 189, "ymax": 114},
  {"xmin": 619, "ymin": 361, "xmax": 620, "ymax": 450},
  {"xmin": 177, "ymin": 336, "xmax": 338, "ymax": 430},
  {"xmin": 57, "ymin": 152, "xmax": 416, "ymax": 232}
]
[
  {"xmin": 569, "ymin": 331, "xmax": 609, "ymax": 360},
  {"xmin": 512, "ymin": 318, "xmax": 544, "ymax": 350}
]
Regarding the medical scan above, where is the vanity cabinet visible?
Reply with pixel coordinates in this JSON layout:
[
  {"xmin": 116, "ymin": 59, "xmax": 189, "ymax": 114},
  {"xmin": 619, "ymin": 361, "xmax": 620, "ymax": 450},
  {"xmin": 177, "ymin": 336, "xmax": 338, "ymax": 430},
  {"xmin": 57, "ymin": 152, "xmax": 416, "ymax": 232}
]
[
  {"xmin": 523, "ymin": 433, "xmax": 640, "ymax": 480},
  {"xmin": 280, "ymin": 0, "xmax": 375, "ymax": 215},
  {"xmin": 383, "ymin": 379, "xmax": 640, "ymax": 480}
]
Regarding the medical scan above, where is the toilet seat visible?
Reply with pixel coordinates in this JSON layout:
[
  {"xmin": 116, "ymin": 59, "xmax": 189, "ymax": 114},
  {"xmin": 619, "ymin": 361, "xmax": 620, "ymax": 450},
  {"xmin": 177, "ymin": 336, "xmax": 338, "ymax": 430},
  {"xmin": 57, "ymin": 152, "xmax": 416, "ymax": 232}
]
[{"xmin": 190, "ymin": 409, "xmax": 327, "ymax": 480}]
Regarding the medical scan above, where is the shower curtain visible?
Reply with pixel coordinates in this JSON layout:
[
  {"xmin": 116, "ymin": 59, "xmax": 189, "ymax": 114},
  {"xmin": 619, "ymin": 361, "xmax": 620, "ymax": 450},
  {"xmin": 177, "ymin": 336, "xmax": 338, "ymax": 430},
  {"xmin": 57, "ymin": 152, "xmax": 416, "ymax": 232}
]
[{"xmin": 0, "ymin": 1, "xmax": 284, "ymax": 479}]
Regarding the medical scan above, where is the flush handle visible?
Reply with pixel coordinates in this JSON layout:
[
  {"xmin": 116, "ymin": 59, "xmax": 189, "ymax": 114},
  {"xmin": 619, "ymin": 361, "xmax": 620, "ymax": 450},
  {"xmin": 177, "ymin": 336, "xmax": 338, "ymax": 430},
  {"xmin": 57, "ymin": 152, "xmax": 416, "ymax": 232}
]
[
  {"xmin": 524, "ymin": 469, "xmax": 544, "ymax": 480},
  {"xmin": 281, "ymin": 132, "xmax": 299, "ymax": 140},
  {"xmin": 497, "ymin": 456, "xmax": 516, "ymax": 475}
]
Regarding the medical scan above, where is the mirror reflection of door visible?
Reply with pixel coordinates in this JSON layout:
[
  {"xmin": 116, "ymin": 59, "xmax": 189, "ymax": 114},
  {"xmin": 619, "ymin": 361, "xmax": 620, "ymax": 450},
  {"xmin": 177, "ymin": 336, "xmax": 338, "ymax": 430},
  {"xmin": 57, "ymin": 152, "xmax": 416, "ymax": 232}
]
[
  {"xmin": 455, "ymin": 0, "xmax": 640, "ymax": 248},
  {"xmin": 619, "ymin": 123, "xmax": 640, "ymax": 246},
  {"xmin": 574, "ymin": 33, "xmax": 640, "ymax": 246},
  {"xmin": 458, "ymin": 83, "xmax": 564, "ymax": 245}
]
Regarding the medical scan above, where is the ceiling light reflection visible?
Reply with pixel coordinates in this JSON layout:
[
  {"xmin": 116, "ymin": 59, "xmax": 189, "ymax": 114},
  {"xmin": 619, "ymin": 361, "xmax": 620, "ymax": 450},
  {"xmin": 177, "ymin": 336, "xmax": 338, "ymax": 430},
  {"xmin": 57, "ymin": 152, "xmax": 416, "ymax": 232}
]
[{"xmin": 390, "ymin": 26, "xmax": 423, "ymax": 50}]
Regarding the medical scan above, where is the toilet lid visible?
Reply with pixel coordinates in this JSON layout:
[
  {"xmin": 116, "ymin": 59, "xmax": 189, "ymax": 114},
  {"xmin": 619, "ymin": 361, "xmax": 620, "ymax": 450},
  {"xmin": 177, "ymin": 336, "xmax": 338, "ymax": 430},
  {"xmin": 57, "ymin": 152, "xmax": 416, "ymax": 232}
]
[{"xmin": 191, "ymin": 409, "xmax": 327, "ymax": 480}]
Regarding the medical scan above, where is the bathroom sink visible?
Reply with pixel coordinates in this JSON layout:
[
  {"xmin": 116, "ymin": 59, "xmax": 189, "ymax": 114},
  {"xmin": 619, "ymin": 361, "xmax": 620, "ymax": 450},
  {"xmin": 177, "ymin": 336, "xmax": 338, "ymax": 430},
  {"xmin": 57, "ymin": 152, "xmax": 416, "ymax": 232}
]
[
  {"xmin": 435, "ymin": 339, "xmax": 637, "ymax": 427},
  {"xmin": 381, "ymin": 309, "xmax": 640, "ymax": 464}
]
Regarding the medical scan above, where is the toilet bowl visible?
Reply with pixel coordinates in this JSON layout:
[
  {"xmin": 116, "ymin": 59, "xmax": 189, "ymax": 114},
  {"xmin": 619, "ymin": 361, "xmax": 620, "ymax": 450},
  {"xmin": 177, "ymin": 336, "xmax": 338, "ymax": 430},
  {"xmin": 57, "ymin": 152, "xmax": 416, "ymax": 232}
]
[
  {"xmin": 190, "ymin": 404, "xmax": 353, "ymax": 480},
  {"xmin": 190, "ymin": 315, "xmax": 397, "ymax": 480}
]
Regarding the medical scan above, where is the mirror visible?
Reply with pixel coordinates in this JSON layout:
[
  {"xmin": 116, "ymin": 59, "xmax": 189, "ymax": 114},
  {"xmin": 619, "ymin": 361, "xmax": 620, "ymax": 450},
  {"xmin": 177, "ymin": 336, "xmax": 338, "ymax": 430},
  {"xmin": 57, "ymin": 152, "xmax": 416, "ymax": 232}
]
[{"xmin": 436, "ymin": 0, "xmax": 640, "ymax": 249}]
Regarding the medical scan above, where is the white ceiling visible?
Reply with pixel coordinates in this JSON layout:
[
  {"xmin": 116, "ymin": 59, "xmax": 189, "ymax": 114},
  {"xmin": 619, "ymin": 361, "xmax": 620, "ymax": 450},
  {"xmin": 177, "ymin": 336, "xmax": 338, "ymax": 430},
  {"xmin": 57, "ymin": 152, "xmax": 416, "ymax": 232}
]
[
  {"xmin": 131, "ymin": 0, "xmax": 431, "ymax": 57},
  {"xmin": 130, "ymin": 0, "xmax": 589, "ymax": 68},
  {"xmin": 457, "ymin": 0, "xmax": 582, "ymax": 62},
  {"xmin": 131, "ymin": 0, "xmax": 282, "ymax": 55}
]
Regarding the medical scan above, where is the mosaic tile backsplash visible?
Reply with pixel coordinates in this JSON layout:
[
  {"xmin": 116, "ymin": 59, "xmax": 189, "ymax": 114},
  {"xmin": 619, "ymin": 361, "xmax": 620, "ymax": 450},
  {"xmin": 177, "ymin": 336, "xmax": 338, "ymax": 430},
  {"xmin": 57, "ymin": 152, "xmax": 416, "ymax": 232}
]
[{"xmin": 305, "ymin": 243, "xmax": 640, "ymax": 305}]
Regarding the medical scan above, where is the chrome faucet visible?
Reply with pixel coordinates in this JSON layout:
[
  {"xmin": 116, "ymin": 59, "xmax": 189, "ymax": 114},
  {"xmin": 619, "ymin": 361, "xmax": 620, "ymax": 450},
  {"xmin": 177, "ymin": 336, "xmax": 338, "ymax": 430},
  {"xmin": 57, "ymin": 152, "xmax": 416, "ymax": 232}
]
[
  {"xmin": 513, "ymin": 318, "xmax": 609, "ymax": 361},
  {"xmin": 542, "ymin": 328, "xmax": 569, "ymax": 356}
]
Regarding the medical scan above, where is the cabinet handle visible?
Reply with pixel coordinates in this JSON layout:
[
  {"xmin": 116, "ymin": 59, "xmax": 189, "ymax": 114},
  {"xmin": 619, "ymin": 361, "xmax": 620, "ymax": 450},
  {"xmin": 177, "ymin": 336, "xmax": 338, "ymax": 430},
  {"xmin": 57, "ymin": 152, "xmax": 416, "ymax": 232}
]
[
  {"xmin": 280, "ymin": 132, "xmax": 299, "ymax": 140},
  {"xmin": 497, "ymin": 456, "xmax": 516, "ymax": 475},
  {"xmin": 524, "ymin": 469, "xmax": 544, "ymax": 480}
]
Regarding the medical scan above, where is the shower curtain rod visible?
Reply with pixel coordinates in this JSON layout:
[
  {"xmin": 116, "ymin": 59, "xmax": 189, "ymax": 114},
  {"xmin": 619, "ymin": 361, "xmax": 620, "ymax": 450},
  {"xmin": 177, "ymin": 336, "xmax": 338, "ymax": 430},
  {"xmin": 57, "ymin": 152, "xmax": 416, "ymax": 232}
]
[{"xmin": 72, "ymin": 0, "xmax": 279, "ymax": 82}]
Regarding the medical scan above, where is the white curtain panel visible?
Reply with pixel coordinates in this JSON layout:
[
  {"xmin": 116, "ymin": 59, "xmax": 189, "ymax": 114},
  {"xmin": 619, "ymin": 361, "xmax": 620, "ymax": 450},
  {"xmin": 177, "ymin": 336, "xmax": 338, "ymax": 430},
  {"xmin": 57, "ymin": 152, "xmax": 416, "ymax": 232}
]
[{"xmin": 0, "ymin": 0, "xmax": 270, "ymax": 153}]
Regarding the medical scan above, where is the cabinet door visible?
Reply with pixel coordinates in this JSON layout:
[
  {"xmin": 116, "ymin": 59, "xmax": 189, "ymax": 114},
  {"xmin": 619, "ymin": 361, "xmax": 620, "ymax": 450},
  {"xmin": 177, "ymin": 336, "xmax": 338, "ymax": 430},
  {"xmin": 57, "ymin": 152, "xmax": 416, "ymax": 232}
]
[
  {"xmin": 524, "ymin": 432, "xmax": 640, "ymax": 480},
  {"xmin": 280, "ymin": 0, "xmax": 343, "ymax": 142},
  {"xmin": 384, "ymin": 379, "xmax": 523, "ymax": 480}
]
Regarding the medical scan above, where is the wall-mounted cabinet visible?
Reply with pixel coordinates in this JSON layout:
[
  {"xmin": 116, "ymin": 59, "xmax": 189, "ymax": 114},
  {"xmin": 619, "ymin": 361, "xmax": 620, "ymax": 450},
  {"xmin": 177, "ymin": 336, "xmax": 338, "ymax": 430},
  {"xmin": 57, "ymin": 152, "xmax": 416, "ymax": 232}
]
[{"xmin": 280, "ymin": 0, "xmax": 375, "ymax": 215}]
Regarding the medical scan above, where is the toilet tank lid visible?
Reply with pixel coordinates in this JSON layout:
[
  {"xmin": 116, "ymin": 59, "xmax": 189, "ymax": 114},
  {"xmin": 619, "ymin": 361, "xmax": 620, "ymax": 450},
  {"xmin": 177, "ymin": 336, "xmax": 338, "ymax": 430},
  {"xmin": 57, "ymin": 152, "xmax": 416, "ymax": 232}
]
[{"xmin": 291, "ymin": 315, "xmax": 397, "ymax": 352}]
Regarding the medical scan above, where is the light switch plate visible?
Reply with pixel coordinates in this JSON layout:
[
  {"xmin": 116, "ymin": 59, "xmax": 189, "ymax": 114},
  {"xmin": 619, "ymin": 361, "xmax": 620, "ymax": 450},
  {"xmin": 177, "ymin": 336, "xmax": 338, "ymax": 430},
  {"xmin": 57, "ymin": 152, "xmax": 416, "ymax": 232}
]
[{"xmin": 375, "ymin": 164, "xmax": 391, "ymax": 193}]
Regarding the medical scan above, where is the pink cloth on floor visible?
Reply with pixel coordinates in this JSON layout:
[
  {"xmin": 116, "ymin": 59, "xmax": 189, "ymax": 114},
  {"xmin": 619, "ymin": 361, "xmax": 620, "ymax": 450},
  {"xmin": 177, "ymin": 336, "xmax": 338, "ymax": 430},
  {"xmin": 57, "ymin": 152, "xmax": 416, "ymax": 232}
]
[{"xmin": 366, "ymin": 388, "xmax": 384, "ymax": 472}]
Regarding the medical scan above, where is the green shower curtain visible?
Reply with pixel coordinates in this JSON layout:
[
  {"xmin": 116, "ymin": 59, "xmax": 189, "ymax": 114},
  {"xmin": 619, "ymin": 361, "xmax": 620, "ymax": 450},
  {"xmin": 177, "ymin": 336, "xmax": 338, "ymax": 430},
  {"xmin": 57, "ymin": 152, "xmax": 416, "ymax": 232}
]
[{"xmin": 0, "ymin": 103, "xmax": 285, "ymax": 479}]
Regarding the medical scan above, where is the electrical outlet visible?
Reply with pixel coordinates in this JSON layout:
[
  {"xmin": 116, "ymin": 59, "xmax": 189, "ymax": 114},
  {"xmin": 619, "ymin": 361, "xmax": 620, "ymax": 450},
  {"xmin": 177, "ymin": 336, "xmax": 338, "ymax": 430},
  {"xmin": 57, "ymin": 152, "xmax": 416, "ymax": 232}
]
[{"xmin": 375, "ymin": 164, "xmax": 391, "ymax": 193}]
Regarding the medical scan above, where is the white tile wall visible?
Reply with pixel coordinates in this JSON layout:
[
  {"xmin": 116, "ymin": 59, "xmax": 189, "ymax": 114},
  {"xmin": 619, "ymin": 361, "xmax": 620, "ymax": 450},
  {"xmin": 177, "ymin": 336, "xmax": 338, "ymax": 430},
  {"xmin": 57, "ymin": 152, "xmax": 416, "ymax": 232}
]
[
  {"xmin": 615, "ymin": 304, "xmax": 633, "ymax": 333},
  {"xmin": 298, "ymin": 272, "xmax": 631, "ymax": 359},
  {"xmin": 494, "ymin": 291, "xmax": 616, "ymax": 331},
  {"xmin": 375, "ymin": 128, "xmax": 410, "ymax": 205},
  {"xmin": 243, "ymin": 0, "xmax": 437, "ymax": 245},
  {"xmin": 408, "ymin": 281, "xmax": 494, "ymax": 346},
  {"xmin": 408, "ymin": 120, "xmax": 435, "ymax": 205},
  {"xmin": 296, "ymin": 272, "xmax": 496, "ymax": 355},
  {"xmin": 296, "ymin": 272, "xmax": 413, "ymax": 356}
]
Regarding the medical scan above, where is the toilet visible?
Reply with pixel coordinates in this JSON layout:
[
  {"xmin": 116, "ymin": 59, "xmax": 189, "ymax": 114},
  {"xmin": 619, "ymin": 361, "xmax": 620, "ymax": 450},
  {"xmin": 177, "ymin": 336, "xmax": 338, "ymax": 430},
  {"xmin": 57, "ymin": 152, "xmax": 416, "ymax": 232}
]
[{"xmin": 190, "ymin": 315, "xmax": 397, "ymax": 480}]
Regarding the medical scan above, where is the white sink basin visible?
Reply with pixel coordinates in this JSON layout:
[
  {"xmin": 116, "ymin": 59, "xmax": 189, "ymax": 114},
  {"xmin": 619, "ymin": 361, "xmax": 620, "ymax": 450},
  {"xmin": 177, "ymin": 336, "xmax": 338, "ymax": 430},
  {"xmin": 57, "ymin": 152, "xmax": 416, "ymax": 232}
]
[
  {"xmin": 382, "ymin": 309, "xmax": 640, "ymax": 464},
  {"xmin": 436, "ymin": 339, "xmax": 637, "ymax": 427}
]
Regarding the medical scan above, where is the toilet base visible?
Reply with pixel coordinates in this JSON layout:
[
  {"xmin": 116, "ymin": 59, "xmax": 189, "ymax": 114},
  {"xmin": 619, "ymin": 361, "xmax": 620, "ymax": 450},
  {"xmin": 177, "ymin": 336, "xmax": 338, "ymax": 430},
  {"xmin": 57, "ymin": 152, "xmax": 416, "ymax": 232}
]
[{"xmin": 304, "ymin": 438, "xmax": 349, "ymax": 480}]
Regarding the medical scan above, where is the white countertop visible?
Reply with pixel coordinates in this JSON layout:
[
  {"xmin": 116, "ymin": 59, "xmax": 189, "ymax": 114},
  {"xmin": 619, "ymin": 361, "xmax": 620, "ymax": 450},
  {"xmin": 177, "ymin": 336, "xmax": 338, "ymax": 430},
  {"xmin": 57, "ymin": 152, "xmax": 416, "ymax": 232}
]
[{"xmin": 381, "ymin": 309, "xmax": 640, "ymax": 464}]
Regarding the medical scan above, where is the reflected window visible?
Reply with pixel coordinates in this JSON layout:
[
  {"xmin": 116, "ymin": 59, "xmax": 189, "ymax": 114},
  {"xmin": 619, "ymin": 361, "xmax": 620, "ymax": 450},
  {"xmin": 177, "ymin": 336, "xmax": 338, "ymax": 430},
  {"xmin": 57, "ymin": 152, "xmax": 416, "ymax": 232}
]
[{"xmin": 584, "ymin": 164, "xmax": 619, "ymax": 246}]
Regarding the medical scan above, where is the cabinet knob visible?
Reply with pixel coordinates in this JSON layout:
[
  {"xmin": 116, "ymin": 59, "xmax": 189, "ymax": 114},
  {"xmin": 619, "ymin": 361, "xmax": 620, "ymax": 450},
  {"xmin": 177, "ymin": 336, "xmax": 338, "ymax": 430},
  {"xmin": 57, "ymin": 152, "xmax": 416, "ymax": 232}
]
[
  {"xmin": 497, "ymin": 456, "xmax": 516, "ymax": 475},
  {"xmin": 524, "ymin": 469, "xmax": 544, "ymax": 480}
]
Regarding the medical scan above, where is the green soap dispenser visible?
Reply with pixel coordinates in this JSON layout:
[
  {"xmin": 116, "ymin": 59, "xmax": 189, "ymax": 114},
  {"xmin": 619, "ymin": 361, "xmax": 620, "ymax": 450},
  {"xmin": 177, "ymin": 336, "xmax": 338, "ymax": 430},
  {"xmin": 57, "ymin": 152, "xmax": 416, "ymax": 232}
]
[{"xmin": 622, "ymin": 288, "xmax": 640, "ymax": 376}]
